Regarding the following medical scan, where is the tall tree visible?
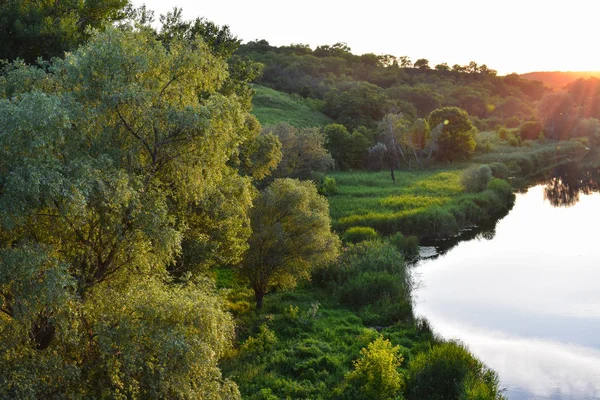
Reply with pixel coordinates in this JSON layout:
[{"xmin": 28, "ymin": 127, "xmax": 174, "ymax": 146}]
[
  {"xmin": 0, "ymin": 0, "xmax": 129, "ymax": 62},
  {"xmin": 0, "ymin": 26, "xmax": 260, "ymax": 398},
  {"xmin": 427, "ymin": 107, "xmax": 477, "ymax": 161},
  {"xmin": 239, "ymin": 179, "xmax": 340, "ymax": 308}
]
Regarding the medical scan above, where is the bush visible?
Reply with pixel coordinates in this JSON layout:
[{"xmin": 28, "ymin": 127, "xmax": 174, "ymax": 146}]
[
  {"xmin": 461, "ymin": 165, "xmax": 492, "ymax": 193},
  {"xmin": 497, "ymin": 127, "xmax": 508, "ymax": 140},
  {"xmin": 338, "ymin": 271, "xmax": 409, "ymax": 311},
  {"xmin": 314, "ymin": 241, "xmax": 406, "ymax": 287},
  {"xmin": 312, "ymin": 172, "xmax": 338, "ymax": 196},
  {"xmin": 319, "ymin": 176, "xmax": 338, "ymax": 196},
  {"xmin": 342, "ymin": 226, "xmax": 378, "ymax": 243},
  {"xmin": 345, "ymin": 337, "xmax": 404, "ymax": 400},
  {"xmin": 505, "ymin": 131, "xmax": 521, "ymax": 147},
  {"xmin": 488, "ymin": 162, "xmax": 509, "ymax": 179},
  {"xmin": 388, "ymin": 232, "xmax": 419, "ymax": 260},
  {"xmin": 519, "ymin": 121, "xmax": 543, "ymax": 140},
  {"xmin": 405, "ymin": 341, "xmax": 503, "ymax": 400}
]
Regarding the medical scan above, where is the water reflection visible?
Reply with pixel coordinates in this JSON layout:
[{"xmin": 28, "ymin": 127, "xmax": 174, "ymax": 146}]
[
  {"xmin": 414, "ymin": 177, "xmax": 600, "ymax": 400},
  {"xmin": 542, "ymin": 163, "xmax": 600, "ymax": 207}
]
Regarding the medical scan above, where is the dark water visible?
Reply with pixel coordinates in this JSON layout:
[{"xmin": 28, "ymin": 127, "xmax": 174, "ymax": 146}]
[{"xmin": 413, "ymin": 164, "xmax": 600, "ymax": 400}]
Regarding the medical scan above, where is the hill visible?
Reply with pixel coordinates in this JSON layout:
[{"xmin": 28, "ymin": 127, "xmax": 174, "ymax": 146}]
[
  {"xmin": 251, "ymin": 84, "xmax": 332, "ymax": 127},
  {"xmin": 519, "ymin": 71, "xmax": 600, "ymax": 89}
]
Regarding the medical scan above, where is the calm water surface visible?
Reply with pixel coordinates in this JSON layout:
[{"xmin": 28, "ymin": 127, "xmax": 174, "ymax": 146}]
[{"xmin": 414, "ymin": 175, "xmax": 600, "ymax": 399}]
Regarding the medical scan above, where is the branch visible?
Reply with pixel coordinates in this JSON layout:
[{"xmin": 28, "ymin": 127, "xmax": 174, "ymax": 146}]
[{"xmin": 116, "ymin": 108, "xmax": 154, "ymax": 159}]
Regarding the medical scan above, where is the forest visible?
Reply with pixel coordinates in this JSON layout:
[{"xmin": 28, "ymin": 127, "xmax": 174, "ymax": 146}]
[{"xmin": 1, "ymin": 2, "xmax": 600, "ymax": 400}]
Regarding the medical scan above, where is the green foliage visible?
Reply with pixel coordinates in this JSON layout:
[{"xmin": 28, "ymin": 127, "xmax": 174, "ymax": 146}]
[
  {"xmin": 405, "ymin": 341, "xmax": 504, "ymax": 400},
  {"xmin": 318, "ymin": 176, "xmax": 339, "ymax": 196},
  {"xmin": 329, "ymin": 169, "xmax": 515, "ymax": 238},
  {"xmin": 263, "ymin": 123, "xmax": 334, "ymax": 180},
  {"xmin": 324, "ymin": 82, "xmax": 395, "ymax": 130},
  {"xmin": 239, "ymin": 179, "xmax": 340, "ymax": 308},
  {"xmin": 497, "ymin": 127, "xmax": 509, "ymax": 140},
  {"xmin": 519, "ymin": 121, "xmax": 543, "ymax": 140},
  {"xmin": 488, "ymin": 162, "xmax": 510, "ymax": 179},
  {"xmin": 345, "ymin": 337, "xmax": 405, "ymax": 400},
  {"xmin": 428, "ymin": 107, "xmax": 477, "ymax": 161},
  {"xmin": 461, "ymin": 165, "xmax": 493, "ymax": 193},
  {"xmin": 251, "ymin": 85, "xmax": 332, "ymax": 127},
  {"xmin": 388, "ymin": 232, "xmax": 420, "ymax": 260},
  {"xmin": 342, "ymin": 227, "xmax": 379, "ymax": 243},
  {"xmin": 0, "ymin": 0, "xmax": 129, "ymax": 62},
  {"xmin": 0, "ymin": 27, "xmax": 258, "ymax": 398},
  {"xmin": 315, "ymin": 241, "xmax": 412, "ymax": 325},
  {"xmin": 240, "ymin": 324, "xmax": 278, "ymax": 359}
]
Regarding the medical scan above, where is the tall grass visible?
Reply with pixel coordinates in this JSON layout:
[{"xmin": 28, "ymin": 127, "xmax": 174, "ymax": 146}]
[{"xmin": 329, "ymin": 167, "xmax": 514, "ymax": 239}]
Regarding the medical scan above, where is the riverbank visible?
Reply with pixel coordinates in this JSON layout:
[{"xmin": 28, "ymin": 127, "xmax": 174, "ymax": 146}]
[{"xmin": 329, "ymin": 137, "xmax": 589, "ymax": 241}]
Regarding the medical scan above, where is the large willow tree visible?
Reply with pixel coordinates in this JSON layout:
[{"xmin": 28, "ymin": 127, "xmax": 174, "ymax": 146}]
[{"xmin": 0, "ymin": 26, "xmax": 268, "ymax": 399}]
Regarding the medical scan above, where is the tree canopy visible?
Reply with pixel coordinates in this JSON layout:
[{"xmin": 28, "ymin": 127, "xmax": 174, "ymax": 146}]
[
  {"xmin": 428, "ymin": 107, "xmax": 477, "ymax": 161},
  {"xmin": 0, "ymin": 25, "xmax": 272, "ymax": 398},
  {"xmin": 0, "ymin": 0, "xmax": 130, "ymax": 63},
  {"xmin": 238, "ymin": 179, "xmax": 340, "ymax": 308}
]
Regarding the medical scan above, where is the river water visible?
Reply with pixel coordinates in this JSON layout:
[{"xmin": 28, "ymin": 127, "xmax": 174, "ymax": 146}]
[{"xmin": 413, "ymin": 167, "xmax": 600, "ymax": 399}]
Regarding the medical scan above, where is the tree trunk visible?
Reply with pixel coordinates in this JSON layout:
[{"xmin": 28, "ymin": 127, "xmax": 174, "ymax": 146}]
[
  {"xmin": 29, "ymin": 314, "xmax": 55, "ymax": 350},
  {"xmin": 255, "ymin": 290, "xmax": 265, "ymax": 310},
  {"xmin": 390, "ymin": 168, "xmax": 396, "ymax": 183}
]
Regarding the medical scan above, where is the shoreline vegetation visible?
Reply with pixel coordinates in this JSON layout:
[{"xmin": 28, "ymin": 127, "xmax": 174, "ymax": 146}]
[{"xmin": 3, "ymin": 4, "xmax": 600, "ymax": 399}]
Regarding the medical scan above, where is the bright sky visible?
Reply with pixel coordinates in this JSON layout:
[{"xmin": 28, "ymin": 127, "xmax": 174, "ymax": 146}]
[{"xmin": 136, "ymin": 0, "xmax": 598, "ymax": 75}]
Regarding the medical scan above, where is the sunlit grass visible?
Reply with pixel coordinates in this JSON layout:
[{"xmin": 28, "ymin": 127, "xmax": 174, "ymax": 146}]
[{"xmin": 251, "ymin": 85, "xmax": 332, "ymax": 128}]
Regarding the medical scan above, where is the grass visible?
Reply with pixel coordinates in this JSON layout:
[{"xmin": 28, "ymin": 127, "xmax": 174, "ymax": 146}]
[
  {"xmin": 251, "ymin": 85, "xmax": 333, "ymax": 128},
  {"xmin": 328, "ymin": 168, "xmax": 514, "ymax": 239},
  {"xmin": 473, "ymin": 130, "xmax": 588, "ymax": 178},
  {"xmin": 220, "ymin": 284, "xmax": 435, "ymax": 400}
]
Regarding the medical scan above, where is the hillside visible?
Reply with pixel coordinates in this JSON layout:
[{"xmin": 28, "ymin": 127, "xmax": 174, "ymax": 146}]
[
  {"xmin": 520, "ymin": 71, "xmax": 600, "ymax": 89},
  {"xmin": 251, "ymin": 84, "xmax": 333, "ymax": 127}
]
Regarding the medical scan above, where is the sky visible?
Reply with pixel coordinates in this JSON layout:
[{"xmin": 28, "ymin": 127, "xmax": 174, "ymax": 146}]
[{"xmin": 134, "ymin": 0, "xmax": 599, "ymax": 75}]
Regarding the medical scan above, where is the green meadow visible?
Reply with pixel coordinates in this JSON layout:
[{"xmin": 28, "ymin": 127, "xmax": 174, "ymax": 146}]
[
  {"xmin": 328, "ymin": 168, "xmax": 514, "ymax": 239},
  {"xmin": 251, "ymin": 84, "xmax": 333, "ymax": 127}
]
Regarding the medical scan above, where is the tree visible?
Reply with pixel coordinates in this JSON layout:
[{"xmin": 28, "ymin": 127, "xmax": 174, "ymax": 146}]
[
  {"xmin": 0, "ymin": 0, "xmax": 129, "ymax": 62},
  {"xmin": 324, "ymin": 123, "xmax": 353, "ymax": 170},
  {"xmin": 265, "ymin": 123, "xmax": 334, "ymax": 180},
  {"xmin": 536, "ymin": 91, "xmax": 578, "ymax": 140},
  {"xmin": 323, "ymin": 82, "xmax": 395, "ymax": 130},
  {"xmin": 414, "ymin": 58, "xmax": 430, "ymax": 70},
  {"xmin": 427, "ymin": 107, "xmax": 477, "ymax": 161},
  {"xmin": 378, "ymin": 114, "xmax": 431, "ymax": 178},
  {"xmin": 239, "ymin": 179, "xmax": 340, "ymax": 308},
  {"xmin": 0, "ymin": 27, "xmax": 255, "ymax": 398}
]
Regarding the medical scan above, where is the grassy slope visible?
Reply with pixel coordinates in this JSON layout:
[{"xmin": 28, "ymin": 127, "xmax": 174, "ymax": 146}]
[{"xmin": 251, "ymin": 85, "xmax": 333, "ymax": 128}]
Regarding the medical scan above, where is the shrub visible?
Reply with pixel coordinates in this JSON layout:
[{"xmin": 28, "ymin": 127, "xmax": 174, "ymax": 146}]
[
  {"xmin": 505, "ymin": 131, "xmax": 521, "ymax": 147},
  {"xmin": 388, "ymin": 232, "xmax": 419, "ymax": 260},
  {"xmin": 497, "ymin": 127, "xmax": 508, "ymax": 140},
  {"xmin": 461, "ymin": 165, "xmax": 492, "ymax": 193},
  {"xmin": 319, "ymin": 176, "xmax": 338, "ymax": 196},
  {"xmin": 314, "ymin": 241, "xmax": 406, "ymax": 287},
  {"xmin": 488, "ymin": 162, "xmax": 509, "ymax": 179},
  {"xmin": 338, "ymin": 271, "xmax": 409, "ymax": 311},
  {"xmin": 405, "ymin": 341, "xmax": 503, "ymax": 400},
  {"xmin": 342, "ymin": 226, "xmax": 378, "ymax": 243},
  {"xmin": 240, "ymin": 324, "xmax": 278, "ymax": 359},
  {"xmin": 345, "ymin": 337, "xmax": 404, "ymax": 400},
  {"xmin": 519, "ymin": 121, "xmax": 543, "ymax": 140}
]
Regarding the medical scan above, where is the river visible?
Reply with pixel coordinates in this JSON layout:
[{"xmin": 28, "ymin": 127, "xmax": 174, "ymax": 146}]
[{"xmin": 413, "ymin": 165, "xmax": 600, "ymax": 399}]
